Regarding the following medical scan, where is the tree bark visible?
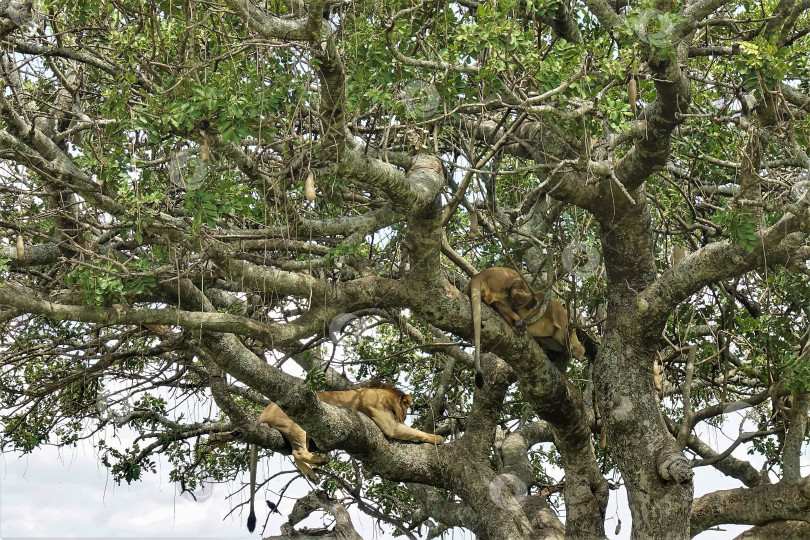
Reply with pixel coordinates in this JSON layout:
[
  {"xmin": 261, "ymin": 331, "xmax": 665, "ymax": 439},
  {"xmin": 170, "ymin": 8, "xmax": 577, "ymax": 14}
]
[
  {"xmin": 691, "ymin": 478, "xmax": 810, "ymax": 536},
  {"xmin": 596, "ymin": 194, "xmax": 694, "ymax": 539}
]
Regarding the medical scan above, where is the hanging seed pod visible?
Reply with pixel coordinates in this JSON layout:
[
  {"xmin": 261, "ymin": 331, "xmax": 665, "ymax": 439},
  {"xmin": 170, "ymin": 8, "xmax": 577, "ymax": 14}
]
[
  {"xmin": 673, "ymin": 244, "xmax": 686, "ymax": 266},
  {"xmin": 305, "ymin": 170, "xmax": 316, "ymax": 202},
  {"xmin": 628, "ymin": 77, "xmax": 638, "ymax": 116},
  {"xmin": 16, "ymin": 235, "xmax": 24, "ymax": 260},
  {"xmin": 653, "ymin": 357, "xmax": 663, "ymax": 391},
  {"xmin": 470, "ymin": 210, "xmax": 479, "ymax": 236},
  {"xmin": 615, "ymin": 519, "xmax": 622, "ymax": 535}
]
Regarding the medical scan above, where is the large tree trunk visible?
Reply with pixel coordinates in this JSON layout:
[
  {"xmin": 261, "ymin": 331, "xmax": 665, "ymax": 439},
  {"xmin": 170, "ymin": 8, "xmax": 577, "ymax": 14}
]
[{"xmin": 596, "ymin": 195, "xmax": 694, "ymax": 538}]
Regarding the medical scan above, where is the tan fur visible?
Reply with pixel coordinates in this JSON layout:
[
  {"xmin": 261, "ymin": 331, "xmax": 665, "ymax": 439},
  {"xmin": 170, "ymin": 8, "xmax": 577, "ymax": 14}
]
[
  {"xmin": 247, "ymin": 383, "xmax": 441, "ymax": 532},
  {"xmin": 517, "ymin": 294, "xmax": 585, "ymax": 369},
  {"xmin": 464, "ymin": 267, "xmax": 534, "ymax": 388}
]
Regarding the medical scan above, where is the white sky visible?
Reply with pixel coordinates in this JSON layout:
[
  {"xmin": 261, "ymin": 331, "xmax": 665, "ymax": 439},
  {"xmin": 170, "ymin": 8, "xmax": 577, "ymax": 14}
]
[{"xmin": 2, "ymin": 443, "xmax": 251, "ymax": 539}]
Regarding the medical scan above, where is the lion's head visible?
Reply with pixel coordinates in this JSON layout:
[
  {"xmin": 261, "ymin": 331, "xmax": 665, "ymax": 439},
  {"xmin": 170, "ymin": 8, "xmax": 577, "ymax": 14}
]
[
  {"xmin": 364, "ymin": 381, "xmax": 411, "ymax": 423},
  {"xmin": 508, "ymin": 278, "xmax": 533, "ymax": 308},
  {"xmin": 396, "ymin": 394, "xmax": 413, "ymax": 423}
]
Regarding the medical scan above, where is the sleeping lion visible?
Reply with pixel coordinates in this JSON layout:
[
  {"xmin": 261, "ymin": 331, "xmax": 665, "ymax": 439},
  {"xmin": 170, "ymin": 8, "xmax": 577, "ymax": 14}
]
[{"xmin": 247, "ymin": 382, "xmax": 442, "ymax": 532}]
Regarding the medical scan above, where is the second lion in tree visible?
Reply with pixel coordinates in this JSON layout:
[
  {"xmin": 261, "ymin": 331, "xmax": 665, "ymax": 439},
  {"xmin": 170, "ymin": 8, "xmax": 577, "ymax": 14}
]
[
  {"xmin": 465, "ymin": 267, "xmax": 535, "ymax": 388},
  {"xmin": 517, "ymin": 294, "xmax": 586, "ymax": 372},
  {"xmin": 466, "ymin": 267, "xmax": 585, "ymax": 386}
]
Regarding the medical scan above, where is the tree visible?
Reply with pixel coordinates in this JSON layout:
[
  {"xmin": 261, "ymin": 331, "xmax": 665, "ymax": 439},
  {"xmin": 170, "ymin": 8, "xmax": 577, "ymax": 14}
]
[{"xmin": 1, "ymin": 0, "xmax": 809, "ymax": 538}]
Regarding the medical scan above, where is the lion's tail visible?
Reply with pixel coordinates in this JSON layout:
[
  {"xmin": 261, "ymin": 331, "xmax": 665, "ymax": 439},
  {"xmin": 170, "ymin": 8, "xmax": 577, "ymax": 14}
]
[
  {"xmin": 247, "ymin": 443, "xmax": 257, "ymax": 532},
  {"xmin": 470, "ymin": 277, "xmax": 484, "ymax": 388}
]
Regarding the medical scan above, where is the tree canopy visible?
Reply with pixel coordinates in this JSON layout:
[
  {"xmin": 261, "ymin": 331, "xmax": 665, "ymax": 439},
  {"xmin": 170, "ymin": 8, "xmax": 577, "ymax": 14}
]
[{"xmin": 1, "ymin": 0, "xmax": 810, "ymax": 538}]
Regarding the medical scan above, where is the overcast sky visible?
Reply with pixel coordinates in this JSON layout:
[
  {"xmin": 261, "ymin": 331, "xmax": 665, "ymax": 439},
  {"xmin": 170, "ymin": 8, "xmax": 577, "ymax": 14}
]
[{"xmin": 3, "ymin": 442, "xmax": 251, "ymax": 539}]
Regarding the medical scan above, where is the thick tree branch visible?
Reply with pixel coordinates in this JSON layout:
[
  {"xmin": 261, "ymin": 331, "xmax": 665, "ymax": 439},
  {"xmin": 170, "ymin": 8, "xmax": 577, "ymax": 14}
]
[
  {"xmin": 582, "ymin": 0, "xmax": 621, "ymax": 29},
  {"xmin": 269, "ymin": 490, "xmax": 363, "ymax": 540},
  {"xmin": 0, "ymin": 283, "xmax": 296, "ymax": 346},
  {"xmin": 690, "ymin": 477, "xmax": 810, "ymax": 536},
  {"xmin": 665, "ymin": 417, "xmax": 765, "ymax": 487},
  {"xmin": 1, "ymin": 242, "xmax": 61, "ymax": 267},
  {"xmin": 338, "ymin": 152, "xmax": 444, "ymax": 214},
  {"xmin": 613, "ymin": 65, "xmax": 690, "ymax": 193},
  {"xmin": 733, "ymin": 520, "xmax": 810, "ymax": 539},
  {"xmin": 407, "ymin": 482, "xmax": 479, "ymax": 536},
  {"xmin": 640, "ymin": 224, "xmax": 808, "ymax": 326},
  {"xmin": 401, "ymin": 177, "xmax": 608, "ymax": 537},
  {"xmin": 782, "ymin": 391, "xmax": 810, "ymax": 481}
]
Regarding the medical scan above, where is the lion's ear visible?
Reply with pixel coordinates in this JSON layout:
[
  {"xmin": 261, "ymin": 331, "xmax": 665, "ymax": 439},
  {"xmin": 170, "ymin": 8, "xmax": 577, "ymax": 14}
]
[{"xmin": 401, "ymin": 394, "xmax": 413, "ymax": 410}]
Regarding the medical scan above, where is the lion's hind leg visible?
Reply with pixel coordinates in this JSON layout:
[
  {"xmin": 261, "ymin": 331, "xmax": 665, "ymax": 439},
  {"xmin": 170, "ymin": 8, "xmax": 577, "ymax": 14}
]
[
  {"xmin": 260, "ymin": 403, "xmax": 330, "ymax": 480},
  {"xmin": 285, "ymin": 429, "xmax": 330, "ymax": 479},
  {"xmin": 293, "ymin": 460, "xmax": 317, "ymax": 480},
  {"xmin": 293, "ymin": 446, "xmax": 330, "ymax": 465},
  {"xmin": 291, "ymin": 451, "xmax": 327, "ymax": 481}
]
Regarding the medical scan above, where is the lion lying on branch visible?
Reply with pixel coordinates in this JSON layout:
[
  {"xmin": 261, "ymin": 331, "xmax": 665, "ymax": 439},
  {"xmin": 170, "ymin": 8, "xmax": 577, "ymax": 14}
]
[{"xmin": 247, "ymin": 382, "xmax": 443, "ymax": 532}]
